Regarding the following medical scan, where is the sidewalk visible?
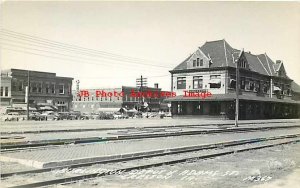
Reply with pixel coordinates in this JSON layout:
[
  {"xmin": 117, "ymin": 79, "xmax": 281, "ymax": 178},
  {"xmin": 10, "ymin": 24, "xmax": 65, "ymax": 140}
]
[
  {"xmin": 1, "ymin": 128, "xmax": 299, "ymax": 169},
  {"xmin": 1, "ymin": 118, "xmax": 299, "ymax": 134}
]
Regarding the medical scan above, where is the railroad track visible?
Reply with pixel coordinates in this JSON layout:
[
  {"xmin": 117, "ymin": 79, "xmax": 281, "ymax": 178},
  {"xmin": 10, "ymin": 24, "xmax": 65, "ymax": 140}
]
[
  {"xmin": 1, "ymin": 124, "xmax": 300, "ymax": 152},
  {"xmin": 1, "ymin": 134, "xmax": 300, "ymax": 188}
]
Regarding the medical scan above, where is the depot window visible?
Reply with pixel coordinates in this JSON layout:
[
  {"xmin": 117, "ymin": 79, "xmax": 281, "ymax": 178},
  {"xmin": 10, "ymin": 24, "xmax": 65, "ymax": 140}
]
[
  {"xmin": 193, "ymin": 60, "xmax": 196, "ymax": 67},
  {"xmin": 209, "ymin": 75, "xmax": 221, "ymax": 88},
  {"xmin": 263, "ymin": 82, "xmax": 269, "ymax": 93},
  {"xmin": 200, "ymin": 59, "xmax": 203, "ymax": 66},
  {"xmin": 193, "ymin": 76, "xmax": 203, "ymax": 89},
  {"xmin": 229, "ymin": 75, "xmax": 236, "ymax": 89},
  {"xmin": 240, "ymin": 77, "xmax": 246, "ymax": 90},
  {"xmin": 31, "ymin": 83, "xmax": 37, "ymax": 92},
  {"xmin": 177, "ymin": 77, "xmax": 186, "ymax": 89}
]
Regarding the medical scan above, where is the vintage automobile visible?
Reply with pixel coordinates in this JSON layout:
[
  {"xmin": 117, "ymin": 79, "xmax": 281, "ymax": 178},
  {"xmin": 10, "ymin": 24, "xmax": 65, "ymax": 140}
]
[
  {"xmin": 40, "ymin": 111, "xmax": 60, "ymax": 121},
  {"xmin": 2, "ymin": 112, "xmax": 22, "ymax": 121},
  {"xmin": 29, "ymin": 112, "xmax": 47, "ymax": 121}
]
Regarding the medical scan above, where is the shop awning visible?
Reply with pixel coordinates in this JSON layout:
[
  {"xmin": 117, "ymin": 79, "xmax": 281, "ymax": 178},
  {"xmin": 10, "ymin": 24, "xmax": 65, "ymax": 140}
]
[
  {"xmin": 164, "ymin": 94, "xmax": 300, "ymax": 104},
  {"xmin": 39, "ymin": 106, "xmax": 54, "ymax": 110},
  {"xmin": 21, "ymin": 107, "xmax": 37, "ymax": 111},
  {"xmin": 97, "ymin": 108, "xmax": 120, "ymax": 112}
]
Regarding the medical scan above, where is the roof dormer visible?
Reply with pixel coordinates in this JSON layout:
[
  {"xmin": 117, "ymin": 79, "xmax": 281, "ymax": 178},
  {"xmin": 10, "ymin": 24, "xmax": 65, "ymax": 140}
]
[{"xmin": 186, "ymin": 48, "xmax": 210, "ymax": 69}]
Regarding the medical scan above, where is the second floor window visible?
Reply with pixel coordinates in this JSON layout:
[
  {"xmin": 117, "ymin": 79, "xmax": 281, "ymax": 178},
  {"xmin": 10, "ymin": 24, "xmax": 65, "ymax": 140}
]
[
  {"xmin": 5, "ymin": 87, "xmax": 8, "ymax": 97},
  {"xmin": 229, "ymin": 75, "xmax": 236, "ymax": 89},
  {"xmin": 193, "ymin": 76, "xmax": 203, "ymax": 89},
  {"xmin": 209, "ymin": 75, "xmax": 221, "ymax": 88},
  {"xmin": 240, "ymin": 77, "xmax": 246, "ymax": 90},
  {"xmin": 18, "ymin": 81, "xmax": 23, "ymax": 91},
  {"xmin": 263, "ymin": 82, "xmax": 269, "ymax": 93},
  {"xmin": 177, "ymin": 77, "xmax": 186, "ymax": 89},
  {"xmin": 37, "ymin": 83, "xmax": 42, "ymax": 93},
  {"xmin": 46, "ymin": 84, "xmax": 50, "ymax": 93},
  {"xmin": 31, "ymin": 83, "xmax": 37, "ymax": 92},
  {"xmin": 58, "ymin": 84, "xmax": 64, "ymax": 94},
  {"xmin": 200, "ymin": 59, "xmax": 203, "ymax": 66},
  {"xmin": 51, "ymin": 84, "xmax": 55, "ymax": 94}
]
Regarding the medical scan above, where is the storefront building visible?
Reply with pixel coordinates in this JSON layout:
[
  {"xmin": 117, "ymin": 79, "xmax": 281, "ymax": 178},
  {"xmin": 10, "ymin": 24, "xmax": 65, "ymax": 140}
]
[{"xmin": 1, "ymin": 69, "xmax": 73, "ymax": 112}]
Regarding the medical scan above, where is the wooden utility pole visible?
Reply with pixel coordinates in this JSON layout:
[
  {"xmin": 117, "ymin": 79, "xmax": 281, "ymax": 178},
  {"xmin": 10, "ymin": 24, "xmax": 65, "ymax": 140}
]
[
  {"xmin": 136, "ymin": 75, "xmax": 147, "ymax": 112},
  {"xmin": 235, "ymin": 57, "xmax": 239, "ymax": 127},
  {"xmin": 234, "ymin": 50, "xmax": 244, "ymax": 127},
  {"xmin": 26, "ymin": 70, "xmax": 30, "ymax": 120}
]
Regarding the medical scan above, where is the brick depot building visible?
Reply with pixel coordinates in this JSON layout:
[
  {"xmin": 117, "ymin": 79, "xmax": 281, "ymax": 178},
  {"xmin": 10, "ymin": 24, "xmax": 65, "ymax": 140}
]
[{"xmin": 167, "ymin": 39, "xmax": 300, "ymax": 119}]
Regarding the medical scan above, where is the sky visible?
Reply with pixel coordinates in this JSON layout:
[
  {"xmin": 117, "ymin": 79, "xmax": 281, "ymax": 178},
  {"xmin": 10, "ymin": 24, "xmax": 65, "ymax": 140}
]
[{"xmin": 1, "ymin": 1, "xmax": 300, "ymax": 90}]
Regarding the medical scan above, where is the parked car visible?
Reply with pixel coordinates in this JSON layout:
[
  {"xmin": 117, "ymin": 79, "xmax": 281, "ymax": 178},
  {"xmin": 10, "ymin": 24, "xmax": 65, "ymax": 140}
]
[
  {"xmin": 97, "ymin": 112, "xmax": 114, "ymax": 120},
  {"xmin": 58, "ymin": 112, "xmax": 70, "ymax": 120},
  {"xmin": 40, "ymin": 111, "xmax": 60, "ymax": 121},
  {"xmin": 2, "ymin": 112, "xmax": 22, "ymax": 121},
  {"xmin": 29, "ymin": 112, "xmax": 46, "ymax": 121},
  {"xmin": 68, "ymin": 111, "xmax": 81, "ymax": 120}
]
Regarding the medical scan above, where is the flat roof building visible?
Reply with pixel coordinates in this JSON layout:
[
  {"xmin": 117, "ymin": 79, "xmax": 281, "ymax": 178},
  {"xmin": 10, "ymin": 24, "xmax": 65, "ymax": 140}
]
[{"xmin": 1, "ymin": 69, "xmax": 73, "ymax": 112}]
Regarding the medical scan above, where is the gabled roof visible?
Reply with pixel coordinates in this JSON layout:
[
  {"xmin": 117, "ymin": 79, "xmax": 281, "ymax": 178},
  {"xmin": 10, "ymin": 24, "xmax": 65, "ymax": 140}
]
[
  {"xmin": 291, "ymin": 81, "xmax": 300, "ymax": 93},
  {"xmin": 172, "ymin": 39, "xmax": 290, "ymax": 79},
  {"xmin": 173, "ymin": 54, "xmax": 192, "ymax": 70},
  {"xmin": 200, "ymin": 40, "xmax": 237, "ymax": 68}
]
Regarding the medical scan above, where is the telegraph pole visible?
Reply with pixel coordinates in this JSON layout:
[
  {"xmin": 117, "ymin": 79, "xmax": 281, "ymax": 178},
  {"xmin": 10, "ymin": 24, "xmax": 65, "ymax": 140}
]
[
  {"xmin": 136, "ymin": 75, "xmax": 147, "ymax": 112},
  {"xmin": 140, "ymin": 75, "xmax": 143, "ymax": 112},
  {"xmin": 234, "ymin": 50, "xmax": 244, "ymax": 127},
  {"xmin": 26, "ymin": 70, "xmax": 30, "ymax": 120},
  {"xmin": 235, "ymin": 57, "xmax": 239, "ymax": 127}
]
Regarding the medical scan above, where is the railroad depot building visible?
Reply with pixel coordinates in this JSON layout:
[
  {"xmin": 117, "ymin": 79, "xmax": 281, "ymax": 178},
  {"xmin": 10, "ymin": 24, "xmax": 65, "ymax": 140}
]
[
  {"xmin": 72, "ymin": 85, "xmax": 170, "ymax": 113},
  {"xmin": 167, "ymin": 39, "xmax": 300, "ymax": 119},
  {"xmin": 1, "ymin": 69, "xmax": 73, "ymax": 112}
]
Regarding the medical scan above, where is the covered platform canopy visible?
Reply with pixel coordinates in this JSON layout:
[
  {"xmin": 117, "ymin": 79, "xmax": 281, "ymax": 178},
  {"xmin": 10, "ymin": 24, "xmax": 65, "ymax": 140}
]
[{"xmin": 165, "ymin": 94, "xmax": 300, "ymax": 104}]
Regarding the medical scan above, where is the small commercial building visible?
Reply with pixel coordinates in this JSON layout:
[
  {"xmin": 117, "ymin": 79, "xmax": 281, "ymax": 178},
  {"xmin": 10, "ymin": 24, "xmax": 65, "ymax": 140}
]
[
  {"xmin": 167, "ymin": 39, "xmax": 300, "ymax": 119},
  {"xmin": 1, "ymin": 69, "xmax": 73, "ymax": 112}
]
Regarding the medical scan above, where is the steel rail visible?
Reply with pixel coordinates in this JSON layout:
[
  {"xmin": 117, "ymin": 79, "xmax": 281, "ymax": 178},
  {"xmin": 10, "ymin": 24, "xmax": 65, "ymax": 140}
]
[{"xmin": 7, "ymin": 138, "xmax": 300, "ymax": 188}]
